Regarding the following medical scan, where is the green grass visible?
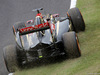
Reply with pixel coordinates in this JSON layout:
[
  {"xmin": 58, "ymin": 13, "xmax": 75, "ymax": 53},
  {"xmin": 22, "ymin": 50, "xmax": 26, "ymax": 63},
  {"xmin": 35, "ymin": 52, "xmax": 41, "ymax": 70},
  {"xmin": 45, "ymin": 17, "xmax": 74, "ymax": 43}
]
[{"xmin": 15, "ymin": 0, "xmax": 100, "ymax": 75}]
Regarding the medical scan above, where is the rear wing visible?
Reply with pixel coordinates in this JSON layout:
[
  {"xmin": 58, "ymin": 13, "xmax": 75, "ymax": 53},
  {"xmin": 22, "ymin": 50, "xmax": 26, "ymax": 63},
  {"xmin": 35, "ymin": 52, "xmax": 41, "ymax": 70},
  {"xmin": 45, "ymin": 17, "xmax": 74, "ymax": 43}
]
[
  {"xmin": 19, "ymin": 22, "xmax": 50, "ymax": 35},
  {"xmin": 32, "ymin": 7, "xmax": 43, "ymax": 12}
]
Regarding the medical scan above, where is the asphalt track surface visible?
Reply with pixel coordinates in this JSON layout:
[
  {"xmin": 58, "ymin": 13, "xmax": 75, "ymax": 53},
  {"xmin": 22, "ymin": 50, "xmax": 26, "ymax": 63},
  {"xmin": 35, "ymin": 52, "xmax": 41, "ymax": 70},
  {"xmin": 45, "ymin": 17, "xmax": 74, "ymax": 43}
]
[{"xmin": 0, "ymin": 0, "xmax": 70, "ymax": 75}]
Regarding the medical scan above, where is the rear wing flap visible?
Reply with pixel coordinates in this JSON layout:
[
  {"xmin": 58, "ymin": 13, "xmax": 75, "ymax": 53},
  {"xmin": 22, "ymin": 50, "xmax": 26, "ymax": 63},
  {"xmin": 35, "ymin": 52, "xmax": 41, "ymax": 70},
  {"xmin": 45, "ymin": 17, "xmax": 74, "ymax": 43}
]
[{"xmin": 19, "ymin": 22, "xmax": 50, "ymax": 35}]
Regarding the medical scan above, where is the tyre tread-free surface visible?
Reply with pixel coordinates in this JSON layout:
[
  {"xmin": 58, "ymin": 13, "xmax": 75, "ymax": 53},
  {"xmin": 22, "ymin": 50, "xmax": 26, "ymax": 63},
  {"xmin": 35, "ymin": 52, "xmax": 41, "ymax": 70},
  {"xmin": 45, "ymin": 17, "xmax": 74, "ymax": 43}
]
[
  {"xmin": 67, "ymin": 7, "xmax": 85, "ymax": 32},
  {"xmin": 63, "ymin": 31, "xmax": 81, "ymax": 58},
  {"xmin": 3, "ymin": 45, "xmax": 18, "ymax": 73}
]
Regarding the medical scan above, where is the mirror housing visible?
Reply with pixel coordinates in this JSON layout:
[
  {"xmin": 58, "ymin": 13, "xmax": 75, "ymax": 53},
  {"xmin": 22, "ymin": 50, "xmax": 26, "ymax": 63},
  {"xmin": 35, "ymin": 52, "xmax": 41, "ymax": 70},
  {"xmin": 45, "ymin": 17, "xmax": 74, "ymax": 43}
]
[
  {"xmin": 26, "ymin": 19, "xmax": 34, "ymax": 24},
  {"xmin": 52, "ymin": 14, "xmax": 59, "ymax": 18}
]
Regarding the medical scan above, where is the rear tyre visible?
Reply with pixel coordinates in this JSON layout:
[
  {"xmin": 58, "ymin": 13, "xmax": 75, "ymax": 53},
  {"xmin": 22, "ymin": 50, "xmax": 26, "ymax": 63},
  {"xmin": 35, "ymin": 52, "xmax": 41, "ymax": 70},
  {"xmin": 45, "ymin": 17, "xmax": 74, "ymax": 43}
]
[
  {"xmin": 3, "ymin": 45, "xmax": 18, "ymax": 73},
  {"xmin": 62, "ymin": 32, "xmax": 81, "ymax": 58},
  {"xmin": 12, "ymin": 22, "xmax": 26, "ymax": 35},
  {"xmin": 67, "ymin": 7, "xmax": 85, "ymax": 32}
]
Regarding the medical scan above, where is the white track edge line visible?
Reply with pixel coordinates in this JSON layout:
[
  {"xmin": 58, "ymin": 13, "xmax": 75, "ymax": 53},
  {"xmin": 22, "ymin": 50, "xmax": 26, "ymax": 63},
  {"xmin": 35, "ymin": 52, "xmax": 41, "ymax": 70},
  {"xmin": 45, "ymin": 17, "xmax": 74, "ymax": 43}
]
[{"xmin": 70, "ymin": 0, "xmax": 77, "ymax": 9}]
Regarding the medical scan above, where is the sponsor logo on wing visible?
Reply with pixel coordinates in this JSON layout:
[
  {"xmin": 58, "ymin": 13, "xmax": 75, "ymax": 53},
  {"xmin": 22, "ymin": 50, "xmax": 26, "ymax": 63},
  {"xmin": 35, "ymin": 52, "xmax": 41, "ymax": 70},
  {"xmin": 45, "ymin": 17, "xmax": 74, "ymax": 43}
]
[{"xmin": 20, "ymin": 22, "xmax": 49, "ymax": 33}]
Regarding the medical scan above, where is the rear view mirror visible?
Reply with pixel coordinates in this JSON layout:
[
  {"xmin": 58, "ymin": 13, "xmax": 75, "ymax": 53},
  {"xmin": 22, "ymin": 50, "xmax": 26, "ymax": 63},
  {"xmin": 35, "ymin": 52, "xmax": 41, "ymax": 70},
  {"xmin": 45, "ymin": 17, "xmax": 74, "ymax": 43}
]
[
  {"xmin": 52, "ymin": 14, "xmax": 59, "ymax": 18},
  {"xmin": 27, "ymin": 19, "xmax": 34, "ymax": 24}
]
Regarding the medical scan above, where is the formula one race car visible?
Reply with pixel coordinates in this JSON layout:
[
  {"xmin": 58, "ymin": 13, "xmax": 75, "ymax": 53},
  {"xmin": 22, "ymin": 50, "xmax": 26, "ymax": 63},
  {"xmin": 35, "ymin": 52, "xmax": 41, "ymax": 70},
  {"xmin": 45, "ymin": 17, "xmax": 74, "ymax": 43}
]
[{"xmin": 3, "ymin": 7, "xmax": 85, "ymax": 73}]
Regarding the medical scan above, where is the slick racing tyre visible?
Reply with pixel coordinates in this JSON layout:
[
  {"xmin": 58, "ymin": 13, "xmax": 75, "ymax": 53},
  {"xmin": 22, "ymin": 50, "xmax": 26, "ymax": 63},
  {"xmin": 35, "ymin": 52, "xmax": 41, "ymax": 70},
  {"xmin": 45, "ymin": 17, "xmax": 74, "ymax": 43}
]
[
  {"xmin": 3, "ymin": 45, "xmax": 18, "ymax": 72},
  {"xmin": 62, "ymin": 31, "xmax": 81, "ymax": 58},
  {"xmin": 12, "ymin": 22, "xmax": 26, "ymax": 35},
  {"xmin": 67, "ymin": 7, "xmax": 85, "ymax": 32}
]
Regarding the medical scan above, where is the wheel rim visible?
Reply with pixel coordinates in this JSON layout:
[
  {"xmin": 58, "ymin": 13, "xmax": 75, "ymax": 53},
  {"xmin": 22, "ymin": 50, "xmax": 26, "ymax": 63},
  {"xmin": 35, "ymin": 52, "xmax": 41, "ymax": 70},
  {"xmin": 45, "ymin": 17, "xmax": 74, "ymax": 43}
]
[{"xmin": 67, "ymin": 12, "xmax": 76, "ymax": 31}]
